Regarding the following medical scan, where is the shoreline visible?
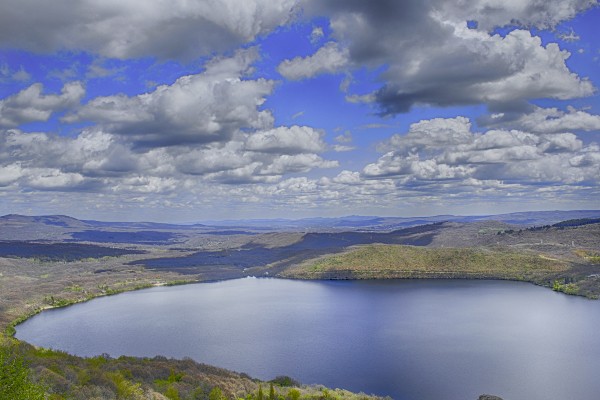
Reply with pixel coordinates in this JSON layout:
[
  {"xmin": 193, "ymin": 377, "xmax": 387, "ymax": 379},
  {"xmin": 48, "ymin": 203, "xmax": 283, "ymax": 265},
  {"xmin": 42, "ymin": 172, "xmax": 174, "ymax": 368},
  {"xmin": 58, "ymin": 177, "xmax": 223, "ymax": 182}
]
[
  {"xmin": 9, "ymin": 268, "xmax": 595, "ymax": 338},
  {"xmin": 4, "ymin": 278, "xmax": 199, "ymax": 337},
  {"xmin": 5, "ymin": 266, "xmax": 585, "ymax": 400},
  {"xmin": 8, "ymin": 274, "xmax": 575, "ymax": 400}
]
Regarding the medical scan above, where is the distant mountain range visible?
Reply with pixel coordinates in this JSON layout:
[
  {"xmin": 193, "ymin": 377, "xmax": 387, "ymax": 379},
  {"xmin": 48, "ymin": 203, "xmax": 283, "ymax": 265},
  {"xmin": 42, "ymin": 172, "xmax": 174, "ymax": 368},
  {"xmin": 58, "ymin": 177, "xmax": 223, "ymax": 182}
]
[
  {"xmin": 197, "ymin": 210, "xmax": 600, "ymax": 229},
  {"xmin": 2, "ymin": 210, "xmax": 600, "ymax": 233}
]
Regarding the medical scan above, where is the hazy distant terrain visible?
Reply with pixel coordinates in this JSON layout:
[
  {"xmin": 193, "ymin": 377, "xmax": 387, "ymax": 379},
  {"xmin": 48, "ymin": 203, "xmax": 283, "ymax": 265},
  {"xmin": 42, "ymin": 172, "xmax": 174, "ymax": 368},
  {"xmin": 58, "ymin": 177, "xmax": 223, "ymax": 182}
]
[
  {"xmin": 3, "ymin": 209, "xmax": 600, "ymax": 241},
  {"xmin": 1, "ymin": 210, "xmax": 599, "ymax": 288}
]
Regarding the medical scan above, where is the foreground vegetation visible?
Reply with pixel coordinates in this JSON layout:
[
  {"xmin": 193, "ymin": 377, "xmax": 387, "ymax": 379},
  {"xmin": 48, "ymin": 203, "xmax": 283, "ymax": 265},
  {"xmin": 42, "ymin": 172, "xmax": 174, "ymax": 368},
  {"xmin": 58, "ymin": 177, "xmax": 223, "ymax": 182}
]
[
  {"xmin": 279, "ymin": 244, "xmax": 600, "ymax": 299},
  {"xmin": 1, "ymin": 336, "xmax": 388, "ymax": 400}
]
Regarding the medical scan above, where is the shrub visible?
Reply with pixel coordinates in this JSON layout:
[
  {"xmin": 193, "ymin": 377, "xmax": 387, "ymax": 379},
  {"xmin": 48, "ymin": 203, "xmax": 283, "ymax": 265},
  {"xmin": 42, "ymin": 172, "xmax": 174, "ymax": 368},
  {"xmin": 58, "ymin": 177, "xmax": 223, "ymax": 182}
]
[{"xmin": 0, "ymin": 344, "xmax": 46, "ymax": 400}]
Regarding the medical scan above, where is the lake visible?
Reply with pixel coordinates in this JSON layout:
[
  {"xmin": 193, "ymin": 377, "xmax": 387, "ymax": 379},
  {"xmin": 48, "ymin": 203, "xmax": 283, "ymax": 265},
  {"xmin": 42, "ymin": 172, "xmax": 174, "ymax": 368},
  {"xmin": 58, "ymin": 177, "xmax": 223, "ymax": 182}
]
[{"xmin": 16, "ymin": 278, "xmax": 600, "ymax": 400}]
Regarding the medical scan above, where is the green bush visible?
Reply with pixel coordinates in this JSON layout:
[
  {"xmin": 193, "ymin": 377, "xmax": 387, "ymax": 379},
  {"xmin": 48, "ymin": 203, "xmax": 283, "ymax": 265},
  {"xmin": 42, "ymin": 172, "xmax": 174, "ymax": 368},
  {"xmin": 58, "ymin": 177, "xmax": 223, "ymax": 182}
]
[
  {"xmin": 0, "ymin": 343, "xmax": 46, "ymax": 400},
  {"xmin": 270, "ymin": 376, "xmax": 300, "ymax": 387},
  {"xmin": 209, "ymin": 386, "xmax": 224, "ymax": 400}
]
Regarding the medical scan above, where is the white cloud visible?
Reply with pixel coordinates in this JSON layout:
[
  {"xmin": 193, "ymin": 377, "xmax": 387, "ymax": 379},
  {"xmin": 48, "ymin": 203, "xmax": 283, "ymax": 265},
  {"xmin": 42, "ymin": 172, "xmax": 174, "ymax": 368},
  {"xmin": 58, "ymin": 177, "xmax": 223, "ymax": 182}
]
[
  {"xmin": 310, "ymin": 26, "xmax": 325, "ymax": 43},
  {"xmin": 0, "ymin": 64, "xmax": 31, "ymax": 83},
  {"xmin": 335, "ymin": 130, "xmax": 352, "ymax": 143},
  {"xmin": 278, "ymin": 42, "xmax": 350, "ymax": 80},
  {"xmin": 65, "ymin": 49, "xmax": 275, "ymax": 148},
  {"xmin": 375, "ymin": 26, "xmax": 594, "ymax": 113},
  {"xmin": 1, "ymin": 104, "xmax": 337, "ymax": 191},
  {"xmin": 25, "ymin": 168, "xmax": 87, "ymax": 190},
  {"xmin": 380, "ymin": 117, "xmax": 472, "ymax": 153},
  {"xmin": 332, "ymin": 144, "xmax": 355, "ymax": 152},
  {"xmin": 332, "ymin": 170, "xmax": 361, "ymax": 185},
  {"xmin": 174, "ymin": 142, "xmax": 251, "ymax": 176},
  {"xmin": 559, "ymin": 28, "xmax": 581, "ymax": 42},
  {"xmin": 246, "ymin": 125, "xmax": 326, "ymax": 154},
  {"xmin": 363, "ymin": 152, "xmax": 475, "ymax": 179},
  {"xmin": 1, "ymin": 0, "xmax": 598, "ymax": 218},
  {"xmin": 259, "ymin": 153, "xmax": 338, "ymax": 175},
  {"xmin": 112, "ymin": 176, "xmax": 179, "ymax": 194},
  {"xmin": 363, "ymin": 117, "xmax": 598, "ymax": 187},
  {"xmin": 0, "ymin": 82, "xmax": 85, "ymax": 128},
  {"xmin": 86, "ymin": 59, "xmax": 126, "ymax": 79},
  {"xmin": 540, "ymin": 132, "xmax": 583, "ymax": 152},
  {"xmin": 438, "ymin": 0, "xmax": 597, "ymax": 31},
  {"xmin": 0, "ymin": 0, "xmax": 298, "ymax": 60},
  {"xmin": 12, "ymin": 67, "xmax": 31, "ymax": 82},
  {"xmin": 0, "ymin": 164, "xmax": 23, "ymax": 186},
  {"xmin": 501, "ymin": 106, "xmax": 600, "ymax": 133},
  {"xmin": 467, "ymin": 30, "xmax": 593, "ymax": 102},
  {"xmin": 300, "ymin": 0, "xmax": 596, "ymax": 113}
]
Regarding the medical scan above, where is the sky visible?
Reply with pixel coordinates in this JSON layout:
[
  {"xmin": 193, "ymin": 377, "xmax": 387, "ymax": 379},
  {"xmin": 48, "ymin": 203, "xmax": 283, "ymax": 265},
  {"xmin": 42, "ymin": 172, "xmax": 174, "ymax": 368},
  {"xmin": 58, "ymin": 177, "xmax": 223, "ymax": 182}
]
[{"xmin": 0, "ymin": 0, "xmax": 599, "ymax": 222}]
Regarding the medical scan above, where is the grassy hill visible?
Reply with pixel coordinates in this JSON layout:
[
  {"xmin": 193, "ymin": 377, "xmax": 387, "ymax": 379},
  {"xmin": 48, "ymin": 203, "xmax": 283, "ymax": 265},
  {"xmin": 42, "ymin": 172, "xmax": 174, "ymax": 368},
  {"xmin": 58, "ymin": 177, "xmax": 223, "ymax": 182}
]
[
  {"xmin": 2, "ymin": 336, "xmax": 387, "ymax": 400},
  {"xmin": 279, "ymin": 244, "xmax": 600, "ymax": 298}
]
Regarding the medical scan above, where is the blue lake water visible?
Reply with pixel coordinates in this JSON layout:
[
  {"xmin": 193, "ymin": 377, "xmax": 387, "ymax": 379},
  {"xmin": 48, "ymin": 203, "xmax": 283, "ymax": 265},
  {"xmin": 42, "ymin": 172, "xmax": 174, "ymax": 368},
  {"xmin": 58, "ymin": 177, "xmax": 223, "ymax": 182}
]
[{"xmin": 16, "ymin": 278, "xmax": 600, "ymax": 400}]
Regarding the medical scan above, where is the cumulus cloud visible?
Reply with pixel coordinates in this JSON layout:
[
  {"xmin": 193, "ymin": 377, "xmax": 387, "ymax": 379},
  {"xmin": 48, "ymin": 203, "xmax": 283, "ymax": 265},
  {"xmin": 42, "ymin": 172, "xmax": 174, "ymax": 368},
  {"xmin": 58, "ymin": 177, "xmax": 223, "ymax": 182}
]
[
  {"xmin": 173, "ymin": 126, "xmax": 336, "ymax": 183},
  {"xmin": 363, "ymin": 152, "xmax": 475, "ymax": 180},
  {"xmin": 0, "ymin": 82, "xmax": 85, "ymax": 128},
  {"xmin": 174, "ymin": 142, "xmax": 251, "ymax": 176},
  {"xmin": 374, "ymin": 27, "xmax": 594, "ymax": 114},
  {"xmin": 0, "ymin": 163, "xmax": 23, "ymax": 186},
  {"xmin": 0, "ymin": 47, "xmax": 344, "ymax": 194},
  {"xmin": 1, "ymin": 122, "xmax": 339, "ymax": 191},
  {"xmin": 299, "ymin": 0, "xmax": 596, "ymax": 113},
  {"xmin": 260, "ymin": 153, "xmax": 338, "ymax": 175},
  {"xmin": 25, "ymin": 169, "xmax": 89, "ymax": 191},
  {"xmin": 0, "ymin": 0, "xmax": 297, "ymax": 60},
  {"xmin": 1, "ymin": 118, "xmax": 337, "ymax": 193},
  {"xmin": 483, "ymin": 106, "xmax": 600, "ymax": 133},
  {"xmin": 111, "ymin": 176, "xmax": 179, "ymax": 194},
  {"xmin": 363, "ymin": 116, "xmax": 599, "ymax": 187},
  {"xmin": 245, "ymin": 125, "xmax": 326, "ymax": 154},
  {"xmin": 437, "ymin": 0, "xmax": 597, "ymax": 31},
  {"xmin": 65, "ymin": 49, "xmax": 275, "ymax": 148},
  {"xmin": 1, "ymin": 0, "xmax": 597, "ymax": 217},
  {"xmin": 332, "ymin": 145, "xmax": 355, "ymax": 152},
  {"xmin": 378, "ymin": 117, "xmax": 473, "ymax": 153},
  {"xmin": 0, "ymin": 128, "xmax": 139, "ymax": 186},
  {"xmin": 278, "ymin": 42, "xmax": 350, "ymax": 80}
]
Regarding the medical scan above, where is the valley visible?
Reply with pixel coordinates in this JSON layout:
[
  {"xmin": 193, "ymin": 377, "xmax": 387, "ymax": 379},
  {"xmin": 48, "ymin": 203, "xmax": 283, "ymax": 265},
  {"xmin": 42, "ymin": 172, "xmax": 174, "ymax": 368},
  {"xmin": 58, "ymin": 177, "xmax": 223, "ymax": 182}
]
[{"xmin": 1, "ymin": 210, "xmax": 599, "ymax": 399}]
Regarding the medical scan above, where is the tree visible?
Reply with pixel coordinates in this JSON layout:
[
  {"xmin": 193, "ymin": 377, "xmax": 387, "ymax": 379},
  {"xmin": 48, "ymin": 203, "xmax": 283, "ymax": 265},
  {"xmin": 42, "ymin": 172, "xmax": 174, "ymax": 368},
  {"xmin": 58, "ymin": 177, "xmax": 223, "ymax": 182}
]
[
  {"xmin": 0, "ymin": 344, "xmax": 45, "ymax": 400},
  {"xmin": 209, "ymin": 386, "xmax": 224, "ymax": 400},
  {"xmin": 108, "ymin": 371, "xmax": 145, "ymax": 400},
  {"xmin": 257, "ymin": 384, "xmax": 264, "ymax": 400},
  {"xmin": 287, "ymin": 389, "xmax": 301, "ymax": 400},
  {"xmin": 269, "ymin": 383, "xmax": 275, "ymax": 400},
  {"xmin": 166, "ymin": 385, "xmax": 182, "ymax": 400}
]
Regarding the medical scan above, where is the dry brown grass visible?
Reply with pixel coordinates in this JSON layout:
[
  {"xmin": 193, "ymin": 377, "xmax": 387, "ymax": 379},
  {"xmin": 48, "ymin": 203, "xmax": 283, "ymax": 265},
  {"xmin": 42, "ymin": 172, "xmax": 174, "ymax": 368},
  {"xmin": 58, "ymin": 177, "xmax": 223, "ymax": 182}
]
[{"xmin": 0, "ymin": 252, "xmax": 196, "ymax": 334}]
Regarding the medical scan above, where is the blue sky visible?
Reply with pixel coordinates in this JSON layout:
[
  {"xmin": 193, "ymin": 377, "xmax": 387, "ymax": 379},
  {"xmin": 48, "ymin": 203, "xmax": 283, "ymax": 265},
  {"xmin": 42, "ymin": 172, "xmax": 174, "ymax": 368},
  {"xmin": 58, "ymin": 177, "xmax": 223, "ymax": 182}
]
[{"xmin": 0, "ymin": 0, "xmax": 599, "ymax": 222}]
